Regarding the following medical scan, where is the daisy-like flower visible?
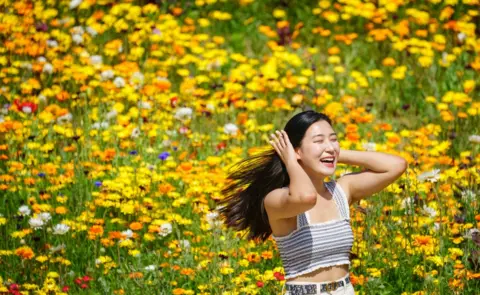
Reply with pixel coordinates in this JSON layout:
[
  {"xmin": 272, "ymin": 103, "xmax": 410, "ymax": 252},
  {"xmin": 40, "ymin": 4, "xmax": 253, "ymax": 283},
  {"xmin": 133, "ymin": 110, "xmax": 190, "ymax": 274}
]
[
  {"xmin": 174, "ymin": 107, "xmax": 193, "ymax": 121},
  {"xmin": 38, "ymin": 212, "xmax": 52, "ymax": 222},
  {"xmin": 469, "ymin": 135, "xmax": 480, "ymax": 143},
  {"xmin": 43, "ymin": 63, "xmax": 54, "ymax": 74},
  {"xmin": 223, "ymin": 123, "xmax": 239, "ymax": 135},
  {"xmin": 18, "ymin": 205, "xmax": 31, "ymax": 216},
  {"xmin": 100, "ymin": 70, "xmax": 114, "ymax": 81},
  {"xmin": 90, "ymin": 55, "xmax": 103, "ymax": 66},
  {"xmin": 159, "ymin": 223, "xmax": 172, "ymax": 237},
  {"xmin": 417, "ymin": 169, "xmax": 441, "ymax": 182},
  {"xmin": 53, "ymin": 224, "xmax": 70, "ymax": 235},
  {"xmin": 29, "ymin": 217, "xmax": 45, "ymax": 230},
  {"xmin": 69, "ymin": 0, "xmax": 82, "ymax": 9},
  {"xmin": 113, "ymin": 77, "xmax": 125, "ymax": 88}
]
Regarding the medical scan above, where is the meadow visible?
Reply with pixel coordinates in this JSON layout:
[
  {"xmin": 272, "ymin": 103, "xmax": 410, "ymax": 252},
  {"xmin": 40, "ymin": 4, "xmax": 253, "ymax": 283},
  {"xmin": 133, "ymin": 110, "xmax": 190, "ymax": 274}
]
[{"xmin": 0, "ymin": 0, "xmax": 479, "ymax": 294}]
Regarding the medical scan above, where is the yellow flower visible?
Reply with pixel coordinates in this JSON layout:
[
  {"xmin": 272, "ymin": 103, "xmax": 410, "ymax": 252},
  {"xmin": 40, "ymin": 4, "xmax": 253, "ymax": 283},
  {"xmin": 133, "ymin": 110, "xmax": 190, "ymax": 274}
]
[{"xmin": 273, "ymin": 9, "xmax": 286, "ymax": 19}]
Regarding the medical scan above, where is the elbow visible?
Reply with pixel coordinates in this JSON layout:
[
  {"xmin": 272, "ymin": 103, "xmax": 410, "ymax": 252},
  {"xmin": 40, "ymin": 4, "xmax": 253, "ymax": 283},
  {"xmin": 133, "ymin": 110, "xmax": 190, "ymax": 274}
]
[
  {"xmin": 299, "ymin": 194, "xmax": 317, "ymax": 205},
  {"xmin": 394, "ymin": 158, "xmax": 408, "ymax": 175}
]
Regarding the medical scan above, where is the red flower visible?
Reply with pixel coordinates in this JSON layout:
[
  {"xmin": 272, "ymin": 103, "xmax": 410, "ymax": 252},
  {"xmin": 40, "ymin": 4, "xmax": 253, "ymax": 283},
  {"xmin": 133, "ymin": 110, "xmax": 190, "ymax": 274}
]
[
  {"xmin": 62, "ymin": 286, "xmax": 70, "ymax": 292},
  {"xmin": 256, "ymin": 281, "xmax": 264, "ymax": 287},
  {"xmin": 13, "ymin": 99, "xmax": 38, "ymax": 114},
  {"xmin": 170, "ymin": 97, "xmax": 178, "ymax": 108},
  {"xmin": 74, "ymin": 278, "xmax": 82, "ymax": 285},
  {"xmin": 80, "ymin": 283, "xmax": 89, "ymax": 289},
  {"xmin": 82, "ymin": 275, "xmax": 93, "ymax": 282},
  {"xmin": 274, "ymin": 272, "xmax": 285, "ymax": 281},
  {"xmin": 216, "ymin": 142, "xmax": 227, "ymax": 151}
]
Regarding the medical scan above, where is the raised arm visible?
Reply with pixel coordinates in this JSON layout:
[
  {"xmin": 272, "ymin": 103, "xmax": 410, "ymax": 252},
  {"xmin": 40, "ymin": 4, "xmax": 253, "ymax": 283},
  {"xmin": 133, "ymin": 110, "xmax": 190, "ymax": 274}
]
[
  {"xmin": 336, "ymin": 149, "xmax": 408, "ymax": 205},
  {"xmin": 263, "ymin": 130, "xmax": 318, "ymax": 220}
]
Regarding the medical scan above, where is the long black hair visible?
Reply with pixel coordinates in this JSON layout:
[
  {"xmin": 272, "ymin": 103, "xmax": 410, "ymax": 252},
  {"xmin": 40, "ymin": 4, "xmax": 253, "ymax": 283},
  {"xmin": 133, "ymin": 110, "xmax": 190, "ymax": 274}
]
[{"xmin": 217, "ymin": 110, "xmax": 333, "ymax": 241}]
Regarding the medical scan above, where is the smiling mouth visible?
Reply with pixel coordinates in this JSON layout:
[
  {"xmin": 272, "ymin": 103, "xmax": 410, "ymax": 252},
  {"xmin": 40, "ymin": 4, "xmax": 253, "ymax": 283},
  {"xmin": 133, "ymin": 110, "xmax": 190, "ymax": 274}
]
[{"xmin": 320, "ymin": 158, "xmax": 335, "ymax": 164}]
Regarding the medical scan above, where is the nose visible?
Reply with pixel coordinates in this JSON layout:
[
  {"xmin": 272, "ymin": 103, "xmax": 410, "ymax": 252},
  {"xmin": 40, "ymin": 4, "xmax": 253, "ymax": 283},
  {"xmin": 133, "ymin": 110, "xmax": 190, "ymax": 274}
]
[{"xmin": 325, "ymin": 140, "xmax": 335, "ymax": 152}]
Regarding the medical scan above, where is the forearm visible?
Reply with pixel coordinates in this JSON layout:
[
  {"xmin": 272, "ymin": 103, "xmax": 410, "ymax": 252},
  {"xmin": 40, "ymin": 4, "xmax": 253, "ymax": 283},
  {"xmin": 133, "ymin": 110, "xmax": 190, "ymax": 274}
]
[
  {"xmin": 285, "ymin": 160, "xmax": 318, "ymax": 200},
  {"xmin": 338, "ymin": 150, "xmax": 407, "ymax": 173}
]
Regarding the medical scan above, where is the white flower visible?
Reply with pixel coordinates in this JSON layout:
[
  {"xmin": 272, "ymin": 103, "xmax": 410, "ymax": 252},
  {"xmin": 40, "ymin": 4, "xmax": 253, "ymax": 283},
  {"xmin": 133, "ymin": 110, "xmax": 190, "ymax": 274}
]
[
  {"xmin": 100, "ymin": 121, "xmax": 110, "ymax": 129},
  {"xmin": 72, "ymin": 34, "xmax": 83, "ymax": 45},
  {"xmin": 137, "ymin": 101, "xmax": 151, "ymax": 109},
  {"xmin": 57, "ymin": 113, "xmax": 73, "ymax": 124},
  {"xmin": 90, "ymin": 55, "xmax": 103, "ymax": 66},
  {"xmin": 417, "ymin": 169, "xmax": 441, "ymax": 182},
  {"xmin": 433, "ymin": 223, "xmax": 440, "ymax": 232},
  {"xmin": 0, "ymin": 116, "xmax": 3, "ymax": 123},
  {"xmin": 145, "ymin": 265, "xmax": 156, "ymax": 271},
  {"xmin": 400, "ymin": 197, "xmax": 414, "ymax": 213},
  {"xmin": 457, "ymin": 32, "xmax": 466, "ymax": 43},
  {"xmin": 461, "ymin": 190, "xmax": 475, "ymax": 202},
  {"xmin": 49, "ymin": 243, "xmax": 66, "ymax": 253},
  {"xmin": 422, "ymin": 205, "xmax": 437, "ymax": 218},
  {"xmin": 18, "ymin": 205, "xmax": 31, "ymax": 216},
  {"xmin": 469, "ymin": 135, "xmax": 480, "ymax": 143},
  {"xmin": 71, "ymin": 26, "xmax": 85, "ymax": 35},
  {"xmin": 223, "ymin": 123, "xmax": 239, "ymax": 135},
  {"xmin": 129, "ymin": 72, "xmax": 144, "ymax": 87},
  {"xmin": 43, "ymin": 63, "xmax": 54, "ymax": 74},
  {"xmin": 95, "ymin": 258, "xmax": 102, "ymax": 265},
  {"xmin": 159, "ymin": 223, "xmax": 172, "ymax": 237},
  {"xmin": 131, "ymin": 127, "xmax": 141, "ymax": 139},
  {"xmin": 206, "ymin": 103, "xmax": 215, "ymax": 111},
  {"xmin": 69, "ymin": 0, "xmax": 82, "ymax": 9},
  {"xmin": 22, "ymin": 106, "xmax": 32, "ymax": 114},
  {"xmin": 121, "ymin": 229, "xmax": 133, "ymax": 239},
  {"xmin": 47, "ymin": 40, "xmax": 58, "ymax": 48},
  {"xmin": 362, "ymin": 142, "xmax": 376, "ymax": 151},
  {"xmin": 100, "ymin": 70, "xmax": 114, "ymax": 81},
  {"xmin": 113, "ymin": 77, "xmax": 125, "ymax": 88},
  {"xmin": 442, "ymin": 52, "xmax": 448, "ymax": 64},
  {"xmin": 37, "ymin": 56, "xmax": 47, "ymax": 63},
  {"xmin": 105, "ymin": 109, "xmax": 118, "ymax": 120},
  {"xmin": 20, "ymin": 62, "xmax": 32, "ymax": 70},
  {"xmin": 38, "ymin": 212, "xmax": 52, "ymax": 222},
  {"xmin": 29, "ymin": 217, "xmax": 45, "ymax": 229},
  {"xmin": 86, "ymin": 26, "xmax": 97, "ymax": 36},
  {"xmin": 463, "ymin": 228, "xmax": 480, "ymax": 239},
  {"xmin": 53, "ymin": 224, "xmax": 70, "ymax": 235},
  {"xmin": 38, "ymin": 94, "xmax": 47, "ymax": 103},
  {"xmin": 162, "ymin": 139, "xmax": 171, "ymax": 147},
  {"xmin": 206, "ymin": 211, "xmax": 222, "ymax": 228},
  {"xmin": 179, "ymin": 239, "xmax": 190, "ymax": 250},
  {"xmin": 174, "ymin": 107, "xmax": 193, "ymax": 121}
]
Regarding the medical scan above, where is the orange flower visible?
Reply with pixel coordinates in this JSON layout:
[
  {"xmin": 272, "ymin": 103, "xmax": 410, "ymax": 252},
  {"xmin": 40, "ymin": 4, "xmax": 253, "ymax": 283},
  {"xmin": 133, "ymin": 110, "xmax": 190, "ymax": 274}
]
[
  {"xmin": 129, "ymin": 222, "xmax": 143, "ymax": 231},
  {"xmin": 15, "ymin": 246, "xmax": 35, "ymax": 260},
  {"xmin": 129, "ymin": 272, "xmax": 143, "ymax": 279},
  {"xmin": 414, "ymin": 235, "xmax": 432, "ymax": 246}
]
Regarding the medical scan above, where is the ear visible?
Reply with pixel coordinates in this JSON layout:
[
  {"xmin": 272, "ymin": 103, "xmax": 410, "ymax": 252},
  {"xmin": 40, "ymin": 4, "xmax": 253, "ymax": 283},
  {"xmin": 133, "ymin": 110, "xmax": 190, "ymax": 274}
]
[{"xmin": 295, "ymin": 147, "xmax": 302, "ymax": 160}]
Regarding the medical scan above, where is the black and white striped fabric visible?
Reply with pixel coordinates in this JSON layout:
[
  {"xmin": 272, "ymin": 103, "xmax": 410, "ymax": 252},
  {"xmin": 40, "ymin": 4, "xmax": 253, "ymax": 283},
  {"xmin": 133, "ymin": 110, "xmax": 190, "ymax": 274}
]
[{"xmin": 272, "ymin": 181, "xmax": 354, "ymax": 280}]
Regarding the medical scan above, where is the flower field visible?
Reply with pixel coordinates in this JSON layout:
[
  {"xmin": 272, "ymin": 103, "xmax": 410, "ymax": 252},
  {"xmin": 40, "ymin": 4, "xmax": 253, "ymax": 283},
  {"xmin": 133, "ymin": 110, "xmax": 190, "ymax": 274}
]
[{"xmin": 1, "ymin": 0, "xmax": 480, "ymax": 294}]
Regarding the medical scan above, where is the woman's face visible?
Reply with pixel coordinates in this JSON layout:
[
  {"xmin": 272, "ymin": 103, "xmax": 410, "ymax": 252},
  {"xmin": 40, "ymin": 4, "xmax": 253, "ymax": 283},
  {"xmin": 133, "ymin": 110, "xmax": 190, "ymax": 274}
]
[{"xmin": 295, "ymin": 120, "xmax": 340, "ymax": 176}]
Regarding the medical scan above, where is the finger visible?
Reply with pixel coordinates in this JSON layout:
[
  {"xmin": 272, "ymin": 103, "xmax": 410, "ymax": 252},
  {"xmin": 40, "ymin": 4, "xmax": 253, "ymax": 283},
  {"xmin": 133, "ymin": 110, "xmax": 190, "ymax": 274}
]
[
  {"xmin": 271, "ymin": 133, "xmax": 281, "ymax": 149},
  {"xmin": 275, "ymin": 130, "xmax": 286, "ymax": 148},
  {"xmin": 269, "ymin": 140, "xmax": 281, "ymax": 157},
  {"xmin": 281, "ymin": 130, "xmax": 292, "ymax": 147}
]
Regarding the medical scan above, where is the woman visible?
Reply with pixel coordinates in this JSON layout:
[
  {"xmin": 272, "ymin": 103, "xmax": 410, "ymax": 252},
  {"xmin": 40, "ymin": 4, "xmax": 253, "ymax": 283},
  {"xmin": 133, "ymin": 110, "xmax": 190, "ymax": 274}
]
[{"xmin": 219, "ymin": 110, "xmax": 408, "ymax": 295}]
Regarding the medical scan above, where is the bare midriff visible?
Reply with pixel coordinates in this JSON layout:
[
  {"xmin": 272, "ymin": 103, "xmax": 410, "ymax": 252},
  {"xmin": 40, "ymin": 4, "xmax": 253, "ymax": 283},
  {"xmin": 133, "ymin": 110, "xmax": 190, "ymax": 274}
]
[{"xmin": 288, "ymin": 264, "xmax": 349, "ymax": 282}]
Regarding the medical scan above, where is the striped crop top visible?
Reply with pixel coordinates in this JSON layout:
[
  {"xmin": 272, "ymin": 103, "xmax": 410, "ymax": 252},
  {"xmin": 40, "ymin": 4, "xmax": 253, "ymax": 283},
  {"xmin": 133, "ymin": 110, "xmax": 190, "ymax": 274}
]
[{"xmin": 272, "ymin": 181, "xmax": 354, "ymax": 280}]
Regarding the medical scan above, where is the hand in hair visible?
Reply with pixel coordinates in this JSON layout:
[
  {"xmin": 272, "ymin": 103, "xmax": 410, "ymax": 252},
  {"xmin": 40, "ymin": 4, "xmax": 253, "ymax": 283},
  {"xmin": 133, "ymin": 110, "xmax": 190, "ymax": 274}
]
[{"xmin": 269, "ymin": 130, "xmax": 297, "ymax": 167}]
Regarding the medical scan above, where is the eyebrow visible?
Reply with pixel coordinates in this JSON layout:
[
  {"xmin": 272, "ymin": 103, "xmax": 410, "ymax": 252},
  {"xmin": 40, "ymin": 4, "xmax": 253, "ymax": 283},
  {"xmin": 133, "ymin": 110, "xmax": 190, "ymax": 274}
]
[{"xmin": 312, "ymin": 133, "xmax": 337, "ymax": 139}]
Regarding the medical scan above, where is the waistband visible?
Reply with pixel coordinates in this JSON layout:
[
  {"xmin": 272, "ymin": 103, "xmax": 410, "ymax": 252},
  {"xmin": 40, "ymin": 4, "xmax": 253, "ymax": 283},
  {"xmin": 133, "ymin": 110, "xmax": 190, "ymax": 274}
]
[{"xmin": 284, "ymin": 274, "xmax": 351, "ymax": 294}]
